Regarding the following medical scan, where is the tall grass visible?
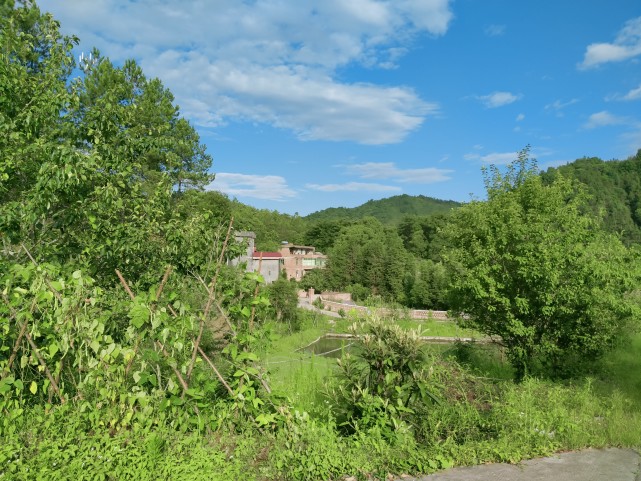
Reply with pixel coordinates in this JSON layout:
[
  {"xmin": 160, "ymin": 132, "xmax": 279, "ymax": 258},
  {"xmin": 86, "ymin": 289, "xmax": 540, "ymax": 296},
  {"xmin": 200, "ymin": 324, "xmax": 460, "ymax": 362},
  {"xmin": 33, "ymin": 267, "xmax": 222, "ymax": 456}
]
[
  {"xmin": 595, "ymin": 332, "xmax": 641, "ymax": 405},
  {"xmin": 261, "ymin": 313, "xmax": 340, "ymax": 414}
]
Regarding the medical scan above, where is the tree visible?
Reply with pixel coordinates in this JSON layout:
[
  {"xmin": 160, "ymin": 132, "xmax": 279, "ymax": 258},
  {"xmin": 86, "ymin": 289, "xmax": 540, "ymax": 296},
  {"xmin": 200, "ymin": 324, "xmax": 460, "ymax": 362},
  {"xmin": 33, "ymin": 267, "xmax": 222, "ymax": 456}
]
[
  {"xmin": 71, "ymin": 52, "xmax": 213, "ymax": 193},
  {"xmin": 443, "ymin": 148, "xmax": 641, "ymax": 380},
  {"xmin": 303, "ymin": 220, "xmax": 347, "ymax": 253},
  {"xmin": 298, "ymin": 268, "xmax": 330, "ymax": 293},
  {"xmin": 0, "ymin": 2, "xmax": 76, "ymax": 208},
  {"xmin": 267, "ymin": 274, "xmax": 300, "ymax": 331},
  {"xmin": 406, "ymin": 259, "xmax": 449, "ymax": 309},
  {"xmin": 0, "ymin": 4, "xmax": 215, "ymax": 286}
]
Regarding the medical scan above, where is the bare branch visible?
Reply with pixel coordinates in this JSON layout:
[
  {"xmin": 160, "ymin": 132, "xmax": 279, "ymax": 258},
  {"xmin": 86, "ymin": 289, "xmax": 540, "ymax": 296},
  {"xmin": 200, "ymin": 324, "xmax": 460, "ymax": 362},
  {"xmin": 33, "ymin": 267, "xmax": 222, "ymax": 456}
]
[
  {"xmin": 115, "ymin": 269, "xmax": 135, "ymax": 300},
  {"xmin": 197, "ymin": 346, "xmax": 234, "ymax": 396}
]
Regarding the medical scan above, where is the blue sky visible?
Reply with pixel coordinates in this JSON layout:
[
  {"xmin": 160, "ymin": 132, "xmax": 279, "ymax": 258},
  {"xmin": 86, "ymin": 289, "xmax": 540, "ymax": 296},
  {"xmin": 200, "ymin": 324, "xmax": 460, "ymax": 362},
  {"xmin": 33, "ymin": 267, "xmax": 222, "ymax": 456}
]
[{"xmin": 40, "ymin": 0, "xmax": 641, "ymax": 215}]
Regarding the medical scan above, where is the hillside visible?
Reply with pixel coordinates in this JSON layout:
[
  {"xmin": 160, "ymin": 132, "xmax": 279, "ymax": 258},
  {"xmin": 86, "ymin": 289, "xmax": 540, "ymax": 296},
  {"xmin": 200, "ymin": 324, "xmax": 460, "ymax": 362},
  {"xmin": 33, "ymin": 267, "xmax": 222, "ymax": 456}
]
[
  {"xmin": 542, "ymin": 149, "xmax": 641, "ymax": 245},
  {"xmin": 304, "ymin": 194, "xmax": 460, "ymax": 225}
]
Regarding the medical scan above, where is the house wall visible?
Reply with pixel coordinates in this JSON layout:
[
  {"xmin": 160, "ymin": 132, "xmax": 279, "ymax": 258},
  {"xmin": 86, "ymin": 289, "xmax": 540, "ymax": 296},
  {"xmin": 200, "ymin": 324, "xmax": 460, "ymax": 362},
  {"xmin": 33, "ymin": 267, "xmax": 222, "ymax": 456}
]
[
  {"xmin": 230, "ymin": 231, "xmax": 256, "ymax": 270},
  {"xmin": 279, "ymin": 243, "xmax": 327, "ymax": 280},
  {"xmin": 256, "ymin": 258, "xmax": 282, "ymax": 284}
]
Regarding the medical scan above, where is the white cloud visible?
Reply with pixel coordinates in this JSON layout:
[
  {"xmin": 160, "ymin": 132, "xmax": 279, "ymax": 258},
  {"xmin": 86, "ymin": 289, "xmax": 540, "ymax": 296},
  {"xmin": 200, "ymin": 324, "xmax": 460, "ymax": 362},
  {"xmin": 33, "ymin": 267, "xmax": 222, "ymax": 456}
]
[
  {"xmin": 40, "ymin": 0, "xmax": 453, "ymax": 144},
  {"xmin": 306, "ymin": 182, "xmax": 401, "ymax": 192},
  {"xmin": 544, "ymin": 98, "xmax": 579, "ymax": 118},
  {"xmin": 516, "ymin": 113, "xmax": 525, "ymax": 121},
  {"xmin": 484, "ymin": 24, "xmax": 506, "ymax": 37},
  {"xmin": 477, "ymin": 91, "xmax": 522, "ymax": 108},
  {"xmin": 607, "ymin": 83, "xmax": 641, "ymax": 101},
  {"xmin": 623, "ymin": 83, "xmax": 641, "ymax": 101},
  {"xmin": 464, "ymin": 151, "xmax": 519, "ymax": 165},
  {"xmin": 579, "ymin": 16, "xmax": 641, "ymax": 69},
  {"xmin": 344, "ymin": 162, "xmax": 453, "ymax": 183},
  {"xmin": 583, "ymin": 111, "xmax": 627, "ymax": 129},
  {"xmin": 207, "ymin": 173, "xmax": 296, "ymax": 201},
  {"xmin": 545, "ymin": 98, "xmax": 579, "ymax": 114}
]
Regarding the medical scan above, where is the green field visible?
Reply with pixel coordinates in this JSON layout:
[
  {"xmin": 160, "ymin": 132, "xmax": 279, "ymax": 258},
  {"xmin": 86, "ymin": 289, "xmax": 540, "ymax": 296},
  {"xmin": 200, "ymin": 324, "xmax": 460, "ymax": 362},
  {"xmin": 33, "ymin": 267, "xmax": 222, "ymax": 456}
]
[{"xmin": 4, "ymin": 310, "xmax": 641, "ymax": 480}]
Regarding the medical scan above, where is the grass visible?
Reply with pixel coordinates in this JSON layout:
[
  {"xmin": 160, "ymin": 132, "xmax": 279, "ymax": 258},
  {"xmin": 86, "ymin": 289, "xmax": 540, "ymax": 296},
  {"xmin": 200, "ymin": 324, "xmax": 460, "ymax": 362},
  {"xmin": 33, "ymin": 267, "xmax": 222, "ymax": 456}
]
[
  {"xmin": 396, "ymin": 318, "xmax": 484, "ymax": 338},
  {"xmin": 264, "ymin": 309, "xmax": 641, "ymax": 450},
  {"xmin": 7, "ymin": 313, "xmax": 641, "ymax": 480},
  {"xmin": 261, "ymin": 312, "xmax": 341, "ymax": 413},
  {"xmin": 262, "ymin": 311, "xmax": 485, "ymax": 413},
  {"xmin": 594, "ymin": 331, "xmax": 641, "ymax": 405}
]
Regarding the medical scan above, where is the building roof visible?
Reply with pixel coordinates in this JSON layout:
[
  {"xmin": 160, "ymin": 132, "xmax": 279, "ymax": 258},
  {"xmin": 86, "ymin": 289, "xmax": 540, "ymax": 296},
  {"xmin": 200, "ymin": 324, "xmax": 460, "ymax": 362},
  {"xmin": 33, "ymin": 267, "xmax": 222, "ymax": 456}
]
[
  {"xmin": 280, "ymin": 243, "xmax": 315, "ymax": 249},
  {"xmin": 253, "ymin": 251, "xmax": 282, "ymax": 259}
]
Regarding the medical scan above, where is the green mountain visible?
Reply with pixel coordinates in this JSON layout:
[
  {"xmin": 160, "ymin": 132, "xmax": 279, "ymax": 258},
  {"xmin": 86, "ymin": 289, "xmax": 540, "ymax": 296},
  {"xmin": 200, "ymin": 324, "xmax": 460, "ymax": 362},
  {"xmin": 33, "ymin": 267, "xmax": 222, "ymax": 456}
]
[
  {"xmin": 541, "ymin": 149, "xmax": 641, "ymax": 244},
  {"xmin": 304, "ymin": 194, "xmax": 460, "ymax": 225}
]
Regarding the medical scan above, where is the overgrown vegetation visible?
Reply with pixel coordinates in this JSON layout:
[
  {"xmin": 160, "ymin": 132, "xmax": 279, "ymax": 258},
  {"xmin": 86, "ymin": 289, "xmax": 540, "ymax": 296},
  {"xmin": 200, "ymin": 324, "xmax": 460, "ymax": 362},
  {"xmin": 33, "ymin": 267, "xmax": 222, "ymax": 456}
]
[
  {"xmin": 2, "ymin": 3, "xmax": 641, "ymax": 480},
  {"xmin": 444, "ymin": 148, "xmax": 641, "ymax": 380}
]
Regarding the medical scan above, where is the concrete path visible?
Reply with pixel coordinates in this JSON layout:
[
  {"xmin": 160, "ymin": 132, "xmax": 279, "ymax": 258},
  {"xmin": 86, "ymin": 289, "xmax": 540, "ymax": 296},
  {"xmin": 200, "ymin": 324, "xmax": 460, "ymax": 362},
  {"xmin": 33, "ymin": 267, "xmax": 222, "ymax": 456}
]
[{"xmin": 399, "ymin": 448, "xmax": 640, "ymax": 481}]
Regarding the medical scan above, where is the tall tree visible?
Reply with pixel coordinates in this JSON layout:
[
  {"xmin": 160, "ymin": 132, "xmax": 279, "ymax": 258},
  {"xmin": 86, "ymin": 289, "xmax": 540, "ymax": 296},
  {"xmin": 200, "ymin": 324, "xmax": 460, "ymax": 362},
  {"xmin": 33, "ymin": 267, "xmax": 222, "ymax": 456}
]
[
  {"xmin": 0, "ymin": 4, "xmax": 215, "ymax": 285},
  {"xmin": 443, "ymin": 149, "xmax": 641, "ymax": 380}
]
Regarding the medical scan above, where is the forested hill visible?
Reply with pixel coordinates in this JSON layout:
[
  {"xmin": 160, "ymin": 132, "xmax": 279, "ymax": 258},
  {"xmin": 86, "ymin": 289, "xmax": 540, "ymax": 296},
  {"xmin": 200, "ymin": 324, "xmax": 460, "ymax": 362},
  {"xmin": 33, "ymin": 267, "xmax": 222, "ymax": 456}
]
[
  {"xmin": 304, "ymin": 194, "xmax": 460, "ymax": 225},
  {"xmin": 541, "ymin": 149, "xmax": 641, "ymax": 244}
]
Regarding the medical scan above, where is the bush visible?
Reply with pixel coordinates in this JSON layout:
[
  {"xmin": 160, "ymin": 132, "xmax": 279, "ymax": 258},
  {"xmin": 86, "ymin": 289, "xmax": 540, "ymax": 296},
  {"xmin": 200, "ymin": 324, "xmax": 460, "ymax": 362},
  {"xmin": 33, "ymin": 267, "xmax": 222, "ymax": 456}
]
[{"xmin": 267, "ymin": 275, "xmax": 300, "ymax": 331}]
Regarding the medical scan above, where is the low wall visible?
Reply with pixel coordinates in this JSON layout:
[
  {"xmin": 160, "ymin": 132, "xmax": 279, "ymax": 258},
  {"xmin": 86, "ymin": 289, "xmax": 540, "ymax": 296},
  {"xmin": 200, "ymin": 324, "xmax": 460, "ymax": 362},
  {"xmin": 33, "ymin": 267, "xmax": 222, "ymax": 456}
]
[
  {"xmin": 318, "ymin": 297, "xmax": 449, "ymax": 321},
  {"xmin": 320, "ymin": 291, "xmax": 352, "ymax": 302}
]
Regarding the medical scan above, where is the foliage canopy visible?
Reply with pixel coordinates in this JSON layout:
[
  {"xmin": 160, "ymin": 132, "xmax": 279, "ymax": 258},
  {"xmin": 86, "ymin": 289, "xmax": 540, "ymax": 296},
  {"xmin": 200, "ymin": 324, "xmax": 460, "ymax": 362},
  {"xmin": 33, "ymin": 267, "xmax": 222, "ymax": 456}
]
[{"xmin": 444, "ymin": 149, "xmax": 641, "ymax": 379}]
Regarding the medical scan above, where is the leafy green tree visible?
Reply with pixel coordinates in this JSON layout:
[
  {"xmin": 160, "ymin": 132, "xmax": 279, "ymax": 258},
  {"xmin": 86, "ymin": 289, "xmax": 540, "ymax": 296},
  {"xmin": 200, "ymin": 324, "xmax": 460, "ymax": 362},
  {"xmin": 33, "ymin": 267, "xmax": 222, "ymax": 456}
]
[
  {"xmin": 397, "ymin": 213, "xmax": 452, "ymax": 261},
  {"xmin": 0, "ymin": 4, "xmax": 215, "ymax": 286},
  {"xmin": 406, "ymin": 259, "xmax": 449, "ymax": 309},
  {"xmin": 397, "ymin": 216, "xmax": 427, "ymax": 257},
  {"xmin": 71, "ymin": 52, "xmax": 213, "ymax": 193},
  {"xmin": 443, "ymin": 149, "xmax": 641, "ymax": 380},
  {"xmin": 303, "ymin": 220, "xmax": 347, "ymax": 253},
  {"xmin": 173, "ymin": 190, "xmax": 233, "ymax": 225},
  {"xmin": 326, "ymin": 218, "xmax": 380, "ymax": 289},
  {"xmin": 298, "ymin": 268, "xmax": 330, "ymax": 293},
  {"xmin": 0, "ymin": 2, "xmax": 76, "ymax": 209},
  {"xmin": 542, "ymin": 150, "xmax": 641, "ymax": 245},
  {"xmin": 267, "ymin": 275, "xmax": 300, "ymax": 331},
  {"xmin": 325, "ymin": 218, "xmax": 409, "ymax": 303}
]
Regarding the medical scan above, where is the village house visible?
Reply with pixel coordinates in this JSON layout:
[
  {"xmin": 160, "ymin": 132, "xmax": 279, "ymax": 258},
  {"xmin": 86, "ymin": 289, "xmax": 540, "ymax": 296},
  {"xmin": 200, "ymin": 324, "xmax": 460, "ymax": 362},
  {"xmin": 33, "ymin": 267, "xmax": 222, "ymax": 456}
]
[
  {"xmin": 279, "ymin": 242, "xmax": 327, "ymax": 281},
  {"xmin": 232, "ymin": 233, "xmax": 325, "ymax": 283},
  {"xmin": 251, "ymin": 250, "xmax": 283, "ymax": 284}
]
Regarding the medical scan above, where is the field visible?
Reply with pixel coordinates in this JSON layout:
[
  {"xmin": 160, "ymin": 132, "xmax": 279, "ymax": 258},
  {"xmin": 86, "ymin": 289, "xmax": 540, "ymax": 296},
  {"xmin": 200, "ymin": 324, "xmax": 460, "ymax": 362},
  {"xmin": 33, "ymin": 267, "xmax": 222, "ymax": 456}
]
[
  {"xmin": 3, "ymin": 310, "xmax": 640, "ymax": 480},
  {"xmin": 262, "ymin": 310, "xmax": 641, "ymax": 453}
]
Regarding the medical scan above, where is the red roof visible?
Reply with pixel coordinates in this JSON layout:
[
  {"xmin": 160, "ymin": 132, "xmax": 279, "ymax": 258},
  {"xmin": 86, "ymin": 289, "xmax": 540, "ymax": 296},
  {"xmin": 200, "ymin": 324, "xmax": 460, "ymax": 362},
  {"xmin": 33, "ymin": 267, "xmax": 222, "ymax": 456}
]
[{"xmin": 253, "ymin": 251, "xmax": 282, "ymax": 258}]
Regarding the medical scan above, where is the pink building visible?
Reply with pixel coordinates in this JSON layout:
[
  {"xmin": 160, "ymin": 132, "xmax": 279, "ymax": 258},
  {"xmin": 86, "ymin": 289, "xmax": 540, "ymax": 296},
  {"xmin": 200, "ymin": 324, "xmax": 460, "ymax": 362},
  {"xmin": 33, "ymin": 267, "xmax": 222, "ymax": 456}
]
[{"xmin": 279, "ymin": 242, "xmax": 327, "ymax": 281}]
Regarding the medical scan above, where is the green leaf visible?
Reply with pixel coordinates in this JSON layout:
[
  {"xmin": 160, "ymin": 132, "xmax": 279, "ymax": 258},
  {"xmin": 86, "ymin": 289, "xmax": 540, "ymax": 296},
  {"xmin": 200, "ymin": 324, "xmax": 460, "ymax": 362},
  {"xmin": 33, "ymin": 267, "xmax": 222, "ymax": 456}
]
[
  {"xmin": 29, "ymin": 381, "xmax": 37, "ymax": 394},
  {"xmin": 129, "ymin": 303, "xmax": 150, "ymax": 328},
  {"xmin": 237, "ymin": 352, "xmax": 258, "ymax": 362},
  {"xmin": 0, "ymin": 380, "xmax": 12, "ymax": 395}
]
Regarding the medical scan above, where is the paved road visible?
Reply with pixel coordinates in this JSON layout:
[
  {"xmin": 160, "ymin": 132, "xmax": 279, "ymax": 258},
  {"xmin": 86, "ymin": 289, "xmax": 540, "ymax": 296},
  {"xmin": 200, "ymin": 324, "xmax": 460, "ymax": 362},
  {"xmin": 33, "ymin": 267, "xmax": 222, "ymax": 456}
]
[{"xmin": 398, "ymin": 448, "xmax": 640, "ymax": 481}]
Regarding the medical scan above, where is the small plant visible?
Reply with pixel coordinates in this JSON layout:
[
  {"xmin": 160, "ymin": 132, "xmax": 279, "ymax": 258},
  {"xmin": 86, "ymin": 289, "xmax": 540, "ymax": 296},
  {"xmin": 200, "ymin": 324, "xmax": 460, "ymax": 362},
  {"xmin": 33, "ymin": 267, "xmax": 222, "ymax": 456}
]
[
  {"xmin": 328, "ymin": 317, "xmax": 443, "ymax": 441},
  {"xmin": 312, "ymin": 297, "xmax": 324, "ymax": 310}
]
